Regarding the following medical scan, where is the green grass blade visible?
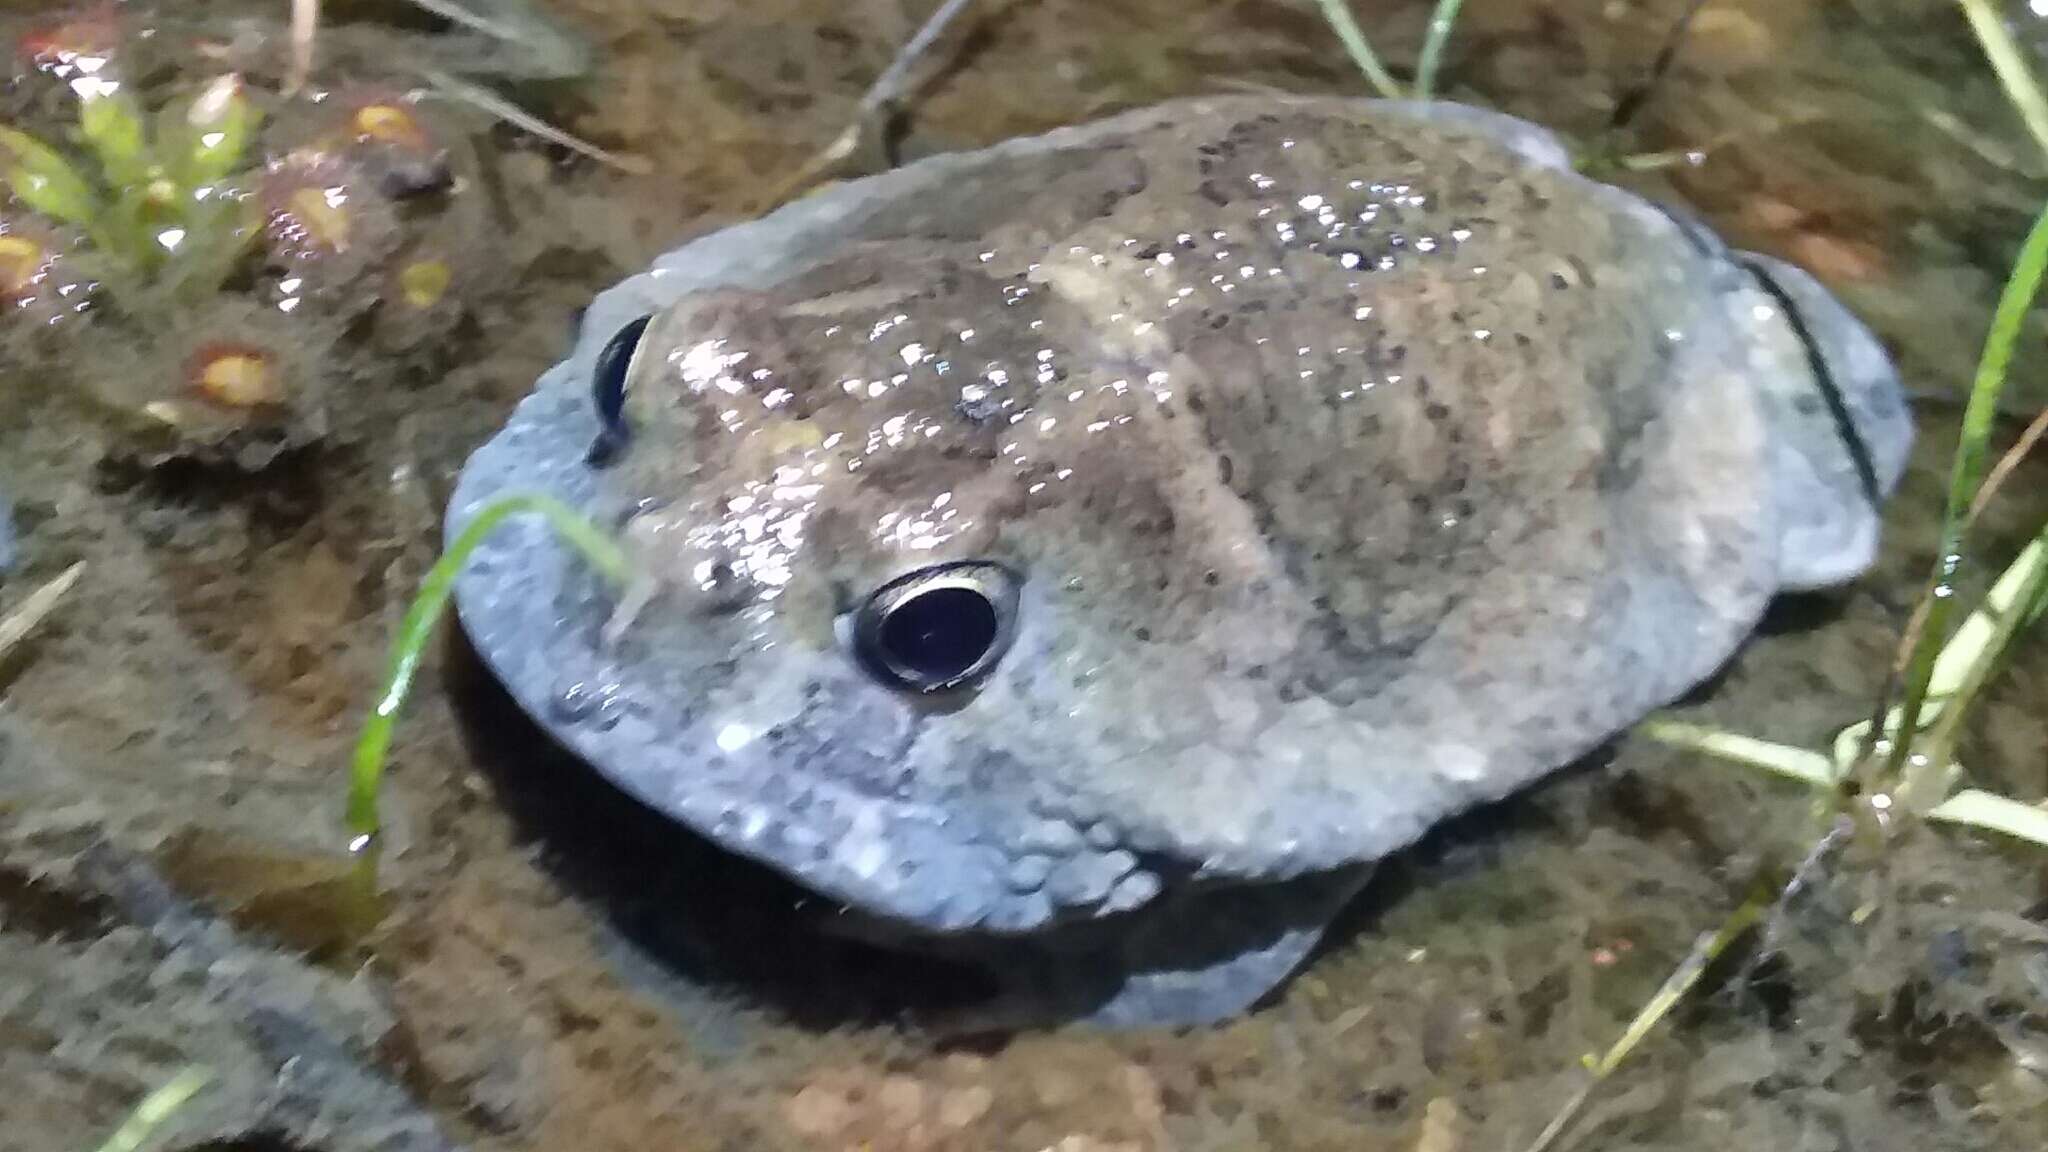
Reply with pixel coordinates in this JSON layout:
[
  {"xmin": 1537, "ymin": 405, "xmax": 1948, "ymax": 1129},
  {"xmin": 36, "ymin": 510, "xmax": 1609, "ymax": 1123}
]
[
  {"xmin": 0, "ymin": 561, "xmax": 85, "ymax": 664},
  {"xmin": 1882, "ymin": 201, "xmax": 2048, "ymax": 784},
  {"xmin": 1958, "ymin": 0, "xmax": 2048, "ymax": 163},
  {"xmin": 344, "ymin": 493, "xmax": 631, "ymax": 849},
  {"xmin": 1414, "ymin": 0, "xmax": 1466, "ymax": 101},
  {"xmin": 1928, "ymin": 789, "xmax": 2048, "ymax": 847},
  {"xmin": 94, "ymin": 1066, "xmax": 211, "ymax": 1152},
  {"xmin": 1928, "ymin": 535, "xmax": 2047, "ymax": 700},
  {"xmin": 1919, "ymin": 532, "xmax": 2048, "ymax": 765},
  {"xmin": 1592, "ymin": 896, "xmax": 1768, "ymax": 1078},
  {"xmin": 1524, "ymin": 887, "xmax": 1772, "ymax": 1152},
  {"xmin": 1640, "ymin": 718, "xmax": 1838, "ymax": 787},
  {"xmin": 1313, "ymin": 0, "xmax": 1406, "ymax": 100}
]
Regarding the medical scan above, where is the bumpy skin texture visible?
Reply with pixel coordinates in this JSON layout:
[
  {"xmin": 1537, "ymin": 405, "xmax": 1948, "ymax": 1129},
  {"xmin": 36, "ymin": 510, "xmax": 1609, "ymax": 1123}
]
[{"xmin": 449, "ymin": 95, "xmax": 1910, "ymax": 1026}]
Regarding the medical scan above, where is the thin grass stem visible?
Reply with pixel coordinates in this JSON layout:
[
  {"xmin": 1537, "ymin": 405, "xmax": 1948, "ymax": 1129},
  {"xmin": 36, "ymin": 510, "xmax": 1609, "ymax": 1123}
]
[
  {"xmin": 94, "ymin": 1066, "xmax": 212, "ymax": 1152},
  {"xmin": 1879, "ymin": 201, "xmax": 2048, "ymax": 786},
  {"xmin": 1639, "ymin": 718, "xmax": 1837, "ymax": 787},
  {"xmin": 1313, "ymin": 0, "xmax": 1406, "ymax": 100},
  {"xmin": 345, "ymin": 493, "xmax": 630, "ymax": 854},
  {"xmin": 0, "ymin": 561, "xmax": 84, "ymax": 664},
  {"xmin": 1414, "ymin": 0, "xmax": 1465, "ymax": 101},
  {"xmin": 1523, "ymin": 887, "xmax": 1772, "ymax": 1152},
  {"xmin": 1966, "ymin": 404, "xmax": 2048, "ymax": 528},
  {"xmin": 419, "ymin": 68, "xmax": 650, "ymax": 174},
  {"xmin": 1928, "ymin": 788, "xmax": 2048, "ymax": 846},
  {"xmin": 1957, "ymin": 0, "xmax": 2048, "ymax": 163},
  {"xmin": 1915, "ymin": 533, "xmax": 2048, "ymax": 779}
]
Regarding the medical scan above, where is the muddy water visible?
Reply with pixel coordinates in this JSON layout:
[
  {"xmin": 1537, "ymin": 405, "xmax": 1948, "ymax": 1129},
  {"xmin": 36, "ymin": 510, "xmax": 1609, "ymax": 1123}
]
[{"xmin": 2, "ymin": 1, "xmax": 2046, "ymax": 1150}]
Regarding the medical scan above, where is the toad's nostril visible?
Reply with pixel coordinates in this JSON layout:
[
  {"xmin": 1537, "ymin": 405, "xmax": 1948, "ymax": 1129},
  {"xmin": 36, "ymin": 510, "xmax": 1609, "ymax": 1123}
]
[{"xmin": 855, "ymin": 563, "xmax": 1018, "ymax": 694}]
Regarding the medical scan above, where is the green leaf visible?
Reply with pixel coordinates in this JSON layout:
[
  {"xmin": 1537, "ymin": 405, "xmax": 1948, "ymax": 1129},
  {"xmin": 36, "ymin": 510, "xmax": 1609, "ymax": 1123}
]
[
  {"xmin": 0, "ymin": 123, "xmax": 101, "ymax": 228},
  {"xmin": 78, "ymin": 89, "xmax": 151, "ymax": 191},
  {"xmin": 174, "ymin": 75, "xmax": 261, "ymax": 192}
]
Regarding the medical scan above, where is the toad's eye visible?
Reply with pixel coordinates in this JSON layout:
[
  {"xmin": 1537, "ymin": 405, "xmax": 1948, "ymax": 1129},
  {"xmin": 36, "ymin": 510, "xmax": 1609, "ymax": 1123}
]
[
  {"xmin": 587, "ymin": 314, "xmax": 651, "ymax": 466},
  {"xmin": 853, "ymin": 562, "xmax": 1020, "ymax": 694}
]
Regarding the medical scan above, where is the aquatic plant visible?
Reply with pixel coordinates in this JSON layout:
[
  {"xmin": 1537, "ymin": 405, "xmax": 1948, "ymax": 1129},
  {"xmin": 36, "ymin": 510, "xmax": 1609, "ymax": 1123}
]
[
  {"xmin": 1522, "ymin": 879, "xmax": 1777, "ymax": 1152},
  {"xmin": 1519, "ymin": 201, "xmax": 2048, "ymax": 1152},
  {"xmin": 1645, "ymin": 206, "xmax": 2048, "ymax": 837},
  {"xmin": 0, "ymin": 73, "xmax": 263, "ymax": 303},
  {"xmin": 1313, "ymin": 0, "xmax": 1404, "ymax": 100},
  {"xmin": 1957, "ymin": 0, "xmax": 2048, "ymax": 160},
  {"xmin": 762, "ymin": 0, "xmax": 980, "ymax": 208},
  {"xmin": 1525, "ymin": 42, "xmax": 2048, "ymax": 1152},
  {"xmin": 289, "ymin": 0, "xmax": 645, "ymax": 173},
  {"xmin": 1313, "ymin": 0, "xmax": 1467, "ymax": 101},
  {"xmin": 344, "ymin": 493, "xmax": 632, "ymax": 897},
  {"xmin": 90, "ymin": 1066, "xmax": 211, "ymax": 1152},
  {"xmin": 1258, "ymin": 3, "xmax": 2048, "ymax": 1144},
  {"xmin": 0, "ymin": 9, "xmax": 516, "ymax": 463},
  {"xmin": 0, "ymin": 560, "xmax": 84, "ymax": 669}
]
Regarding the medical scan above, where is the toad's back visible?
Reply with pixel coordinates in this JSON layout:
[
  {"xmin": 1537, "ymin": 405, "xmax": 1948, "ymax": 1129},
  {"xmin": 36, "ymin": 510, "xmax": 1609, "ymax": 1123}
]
[
  {"xmin": 452, "ymin": 95, "xmax": 1908, "ymax": 1024},
  {"xmin": 602, "ymin": 96, "xmax": 1782, "ymax": 887}
]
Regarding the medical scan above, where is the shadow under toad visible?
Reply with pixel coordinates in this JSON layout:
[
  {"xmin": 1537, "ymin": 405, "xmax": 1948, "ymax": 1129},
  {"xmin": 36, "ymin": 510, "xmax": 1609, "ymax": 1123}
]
[{"xmin": 441, "ymin": 623, "xmax": 1007, "ymax": 1039}]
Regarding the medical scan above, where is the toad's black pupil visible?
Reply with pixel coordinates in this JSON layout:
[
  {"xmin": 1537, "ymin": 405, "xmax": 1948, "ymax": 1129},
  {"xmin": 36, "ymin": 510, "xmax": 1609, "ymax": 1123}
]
[
  {"xmin": 587, "ymin": 314, "xmax": 650, "ymax": 466},
  {"xmin": 879, "ymin": 586, "xmax": 998, "ymax": 684}
]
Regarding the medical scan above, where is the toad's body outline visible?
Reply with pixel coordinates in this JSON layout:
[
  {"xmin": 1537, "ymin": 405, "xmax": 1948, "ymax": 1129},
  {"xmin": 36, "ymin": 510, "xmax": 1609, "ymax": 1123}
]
[{"xmin": 448, "ymin": 95, "xmax": 1911, "ymax": 1028}]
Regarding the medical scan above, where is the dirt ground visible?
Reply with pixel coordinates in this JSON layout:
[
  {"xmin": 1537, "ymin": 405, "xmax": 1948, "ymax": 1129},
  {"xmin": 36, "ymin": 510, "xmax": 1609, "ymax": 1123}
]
[{"xmin": 2, "ymin": 1, "xmax": 2047, "ymax": 1150}]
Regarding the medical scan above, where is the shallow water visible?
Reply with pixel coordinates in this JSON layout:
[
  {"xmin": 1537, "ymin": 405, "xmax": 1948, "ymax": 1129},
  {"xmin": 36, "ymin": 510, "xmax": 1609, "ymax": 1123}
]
[{"xmin": 1, "ymin": 1, "xmax": 2046, "ymax": 1150}]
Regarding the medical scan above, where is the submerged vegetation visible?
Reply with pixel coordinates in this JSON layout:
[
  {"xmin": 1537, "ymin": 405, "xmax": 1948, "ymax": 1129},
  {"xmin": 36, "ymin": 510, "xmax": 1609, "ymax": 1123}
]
[
  {"xmin": 0, "ymin": 73, "xmax": 261, "ymax": 302},
  {"xmin": 345, "ymin": 491, "xmax": 631, "ymax": 900},
  {"xmin": 0, "ymin": 3, "xmax": 613, "ymax": 465},
  {"xmin": 88, "ymin": 1066, "xmax": 211, "ymax": 1152}
]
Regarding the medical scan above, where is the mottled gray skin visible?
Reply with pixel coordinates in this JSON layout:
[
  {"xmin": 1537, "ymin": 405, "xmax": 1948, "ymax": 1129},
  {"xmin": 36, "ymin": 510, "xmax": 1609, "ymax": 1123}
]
[{"xmin": 448, "ymin": 95, "xmax": 1912, "ymax": 1027}]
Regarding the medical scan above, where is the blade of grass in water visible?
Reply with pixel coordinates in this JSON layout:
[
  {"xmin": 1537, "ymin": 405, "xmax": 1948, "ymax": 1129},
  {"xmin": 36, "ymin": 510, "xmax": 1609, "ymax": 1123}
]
[
  {"xmin": 1880, "ymin": 201, "xmax": 2048, "ymax": 787},
  {"xmin": 345, "ymin": 493, "xmax": 630, "ymax": 855},
  {"xmin": 1414, "ymin": 0, "xmax": 1466, "ymax": 101},
  {"xmin": 760, "ymin": 0, "xmax": 981, "ymax": 208},
  {"xmin": 1929, "ymin": 789, "xmax": 2048, "ymax": 847},
  {"xmin": 1914, "ymin": 532, "xmax": 2048, "ymax": 785},
  {"xmin": 94, "ymin": 1066, "xmax": 211, "ymax": 1152},
  {"xmin": 1640, "ymin": 719, "xmax": 1837, "ymax": 787},
  {"xmin": 418, "ymin": 68, "xmax": 650, "ymax": 173},
  {"xmin": 1523, "ymin": 887, "xmax": 1772, "ymax": 1152},
  {"xmin": 1958, "ymin": 0, "xmax": 2048, "ymax": 163},
  {"xmin": 0, "ymin": 561, "xmax": 84, "ymax": 663},
  {"xmin": 1314, "ymin": 0, "xmax": 1405, "ymax": 100}
]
